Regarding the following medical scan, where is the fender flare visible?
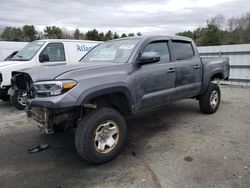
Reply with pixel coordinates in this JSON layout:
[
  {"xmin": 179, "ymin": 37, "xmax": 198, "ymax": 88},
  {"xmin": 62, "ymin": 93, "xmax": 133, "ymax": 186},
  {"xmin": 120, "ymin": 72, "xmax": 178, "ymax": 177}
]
[
  {"xmin": 201, "ymin": 70, "xmax": 225, "ymax": 93},
  {"xmin": 75, "ymin": 83, "xmax": 135, "ymax": 111}
]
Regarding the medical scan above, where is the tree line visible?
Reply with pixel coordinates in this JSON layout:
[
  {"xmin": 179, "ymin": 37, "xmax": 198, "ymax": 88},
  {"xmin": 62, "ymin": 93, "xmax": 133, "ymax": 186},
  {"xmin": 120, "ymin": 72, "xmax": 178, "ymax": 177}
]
[
  {"xmin": 0, "ymin": 25, "xmax": 142, "ymax": 42},
  {"xmin": 176, "ymin": 11, "xmax": 250, "ymax": 46},
  {"xmin": 1, "ymin": 11, "xmax": 250, "ymax": 46}
]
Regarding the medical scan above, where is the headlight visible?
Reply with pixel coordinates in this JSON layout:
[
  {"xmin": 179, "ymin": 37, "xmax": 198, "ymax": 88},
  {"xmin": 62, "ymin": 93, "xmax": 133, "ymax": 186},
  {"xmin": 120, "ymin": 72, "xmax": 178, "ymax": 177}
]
[{"xmin": 33, "ymin": 80, "xmax": 77, "ymax": 96}]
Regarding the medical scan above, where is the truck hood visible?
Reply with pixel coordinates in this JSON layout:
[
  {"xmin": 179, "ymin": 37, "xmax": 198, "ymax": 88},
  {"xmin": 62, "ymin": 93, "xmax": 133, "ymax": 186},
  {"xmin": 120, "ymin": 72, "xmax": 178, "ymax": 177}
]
[
  {"xmin": 0, "ymin": 61, "xmax": 26, "ymax": 68},
  {"xmin": 15, "ymin": 62, "xmax": 118, "ymax": 82}
]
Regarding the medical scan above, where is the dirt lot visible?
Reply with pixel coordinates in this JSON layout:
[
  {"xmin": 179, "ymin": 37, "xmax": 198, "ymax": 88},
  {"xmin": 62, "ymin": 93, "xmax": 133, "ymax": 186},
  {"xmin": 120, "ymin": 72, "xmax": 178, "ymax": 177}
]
[{"xmin": 0, "ymin": 86, "xmax": 250, "ymax": 188}]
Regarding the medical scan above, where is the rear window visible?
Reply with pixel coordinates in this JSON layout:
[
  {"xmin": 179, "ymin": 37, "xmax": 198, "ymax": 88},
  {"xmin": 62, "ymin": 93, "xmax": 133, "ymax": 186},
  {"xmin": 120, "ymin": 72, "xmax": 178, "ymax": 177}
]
[{"xmin": 172, "ymin": 40, "xmax": 194, "ymax": 60}]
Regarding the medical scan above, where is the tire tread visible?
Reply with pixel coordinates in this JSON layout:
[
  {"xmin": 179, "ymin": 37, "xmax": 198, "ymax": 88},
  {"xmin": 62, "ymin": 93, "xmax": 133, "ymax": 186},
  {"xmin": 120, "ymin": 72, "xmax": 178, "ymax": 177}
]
[
  {"xmin": 199, "ymin": 83, "xmax": 221, "ymax": 114},
  {"xmin": 75, "ymin": 107, "xmax": 126, "ymax": 164}
]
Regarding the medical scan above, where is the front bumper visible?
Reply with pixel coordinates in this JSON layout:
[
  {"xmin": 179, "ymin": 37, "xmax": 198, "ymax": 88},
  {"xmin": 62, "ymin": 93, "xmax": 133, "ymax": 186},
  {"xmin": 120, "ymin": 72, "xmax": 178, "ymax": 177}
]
[
  {"xmin": 0, "ymin": 86, "xmax": 9, "ymax": 95},
  {"xmin": 0, "ymin": 86, "xmax": 11, "ymax": 100},
  {"xmin": 28, "ymin": 92, "xmax": 78, "ymax": 109}
]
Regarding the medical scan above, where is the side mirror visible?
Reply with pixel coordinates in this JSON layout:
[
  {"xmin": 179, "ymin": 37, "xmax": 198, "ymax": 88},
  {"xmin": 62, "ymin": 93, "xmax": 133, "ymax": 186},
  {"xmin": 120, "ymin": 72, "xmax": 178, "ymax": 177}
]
[
  {"xmin": 39, "ymin": 53, "xmax": 49, "ymax": 62},
  {"xmin": 137, "ymin": 52, "xmax": 160, "ymax": 65}
]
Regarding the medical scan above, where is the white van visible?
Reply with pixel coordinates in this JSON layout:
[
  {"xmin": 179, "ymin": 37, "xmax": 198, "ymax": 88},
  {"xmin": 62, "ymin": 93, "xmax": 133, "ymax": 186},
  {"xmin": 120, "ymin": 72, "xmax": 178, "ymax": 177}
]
[{"xmin": 0, "ymin": 39, "xmax": 100, "ymax": 106}]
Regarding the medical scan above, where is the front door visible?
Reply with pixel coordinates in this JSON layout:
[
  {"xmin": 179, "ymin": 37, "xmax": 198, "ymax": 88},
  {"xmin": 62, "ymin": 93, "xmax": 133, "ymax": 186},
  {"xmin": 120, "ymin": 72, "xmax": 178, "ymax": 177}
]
[
  {"xmin": 135, "ymin": 40, "xmax": 176, "ymax": 111},
  {"xmin": 39, "ymin": 42, "xmax": 67, "ymax": 66}
]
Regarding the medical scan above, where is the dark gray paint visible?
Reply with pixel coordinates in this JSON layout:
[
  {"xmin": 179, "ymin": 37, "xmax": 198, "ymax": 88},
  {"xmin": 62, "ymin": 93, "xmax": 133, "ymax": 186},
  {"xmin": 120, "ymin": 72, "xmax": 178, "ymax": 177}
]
[{"xmin": 13, "ymin": 36, "xmax": 230, "ymax": 114}]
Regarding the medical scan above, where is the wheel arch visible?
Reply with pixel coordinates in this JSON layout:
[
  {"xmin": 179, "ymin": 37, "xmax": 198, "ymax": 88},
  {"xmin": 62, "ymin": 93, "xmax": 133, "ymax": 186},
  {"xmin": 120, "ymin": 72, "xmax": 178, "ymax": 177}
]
[
  {"xmin": 201, "ymin": 71, "xmax": 225, "ymax": 94},
  {"xmin": 210, "ymin": 72, "xmax": 224, "ymax": 81},
  {"xmin": 76, "ymin": 85, "xmax": 135, "ymax": 115}
]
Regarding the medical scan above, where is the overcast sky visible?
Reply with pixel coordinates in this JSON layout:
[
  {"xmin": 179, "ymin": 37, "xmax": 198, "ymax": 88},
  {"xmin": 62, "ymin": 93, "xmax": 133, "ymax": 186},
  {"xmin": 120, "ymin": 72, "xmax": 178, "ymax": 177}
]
[{"xmin": 0, "ymin": 0, "xmax": 250, "ymax": 35}]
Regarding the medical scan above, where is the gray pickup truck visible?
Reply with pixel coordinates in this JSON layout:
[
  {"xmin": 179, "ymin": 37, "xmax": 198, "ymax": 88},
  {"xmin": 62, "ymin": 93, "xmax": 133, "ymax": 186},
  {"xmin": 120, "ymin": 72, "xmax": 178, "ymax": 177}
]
[{"xmin": 11, "ymin": 36, "xmax": 229, "ymax": 164}]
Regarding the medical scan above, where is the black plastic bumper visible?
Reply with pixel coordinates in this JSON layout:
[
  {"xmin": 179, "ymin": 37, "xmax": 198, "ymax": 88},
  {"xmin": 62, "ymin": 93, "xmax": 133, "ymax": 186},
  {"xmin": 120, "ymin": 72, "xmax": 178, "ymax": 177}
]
[{"xmin": 0, "ymin": 87, "xmax": 10, "ymax": 100}]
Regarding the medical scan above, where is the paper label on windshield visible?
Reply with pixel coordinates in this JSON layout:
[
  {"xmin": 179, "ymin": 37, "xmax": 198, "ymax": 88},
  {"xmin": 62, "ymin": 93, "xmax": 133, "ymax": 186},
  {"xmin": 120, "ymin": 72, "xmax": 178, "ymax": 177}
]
[
  {"xmin": 37, "ymin": 42, "xmax": 45, "ymax": 45},
  {"xmin": 119, "ymin": 45, "xmax": 135, "ymax": 50}
]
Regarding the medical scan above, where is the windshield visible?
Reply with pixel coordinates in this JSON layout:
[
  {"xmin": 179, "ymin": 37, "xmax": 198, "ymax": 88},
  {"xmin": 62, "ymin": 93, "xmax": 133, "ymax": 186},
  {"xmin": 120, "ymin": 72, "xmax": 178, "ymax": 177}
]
[
  {"xmin": 80, "ymin": 39, "xmax": 140, "ymax": 63},
  {"xmin": 11, "ymin": 41, "xmax": 45, "ymax": 61}
]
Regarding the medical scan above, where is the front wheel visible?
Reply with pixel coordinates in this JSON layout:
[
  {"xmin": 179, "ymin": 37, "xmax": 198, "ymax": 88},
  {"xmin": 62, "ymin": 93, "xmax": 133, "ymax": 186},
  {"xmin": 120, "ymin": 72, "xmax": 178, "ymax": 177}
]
[
  {"xmin": 75, "ymin": 107, "xmax": 127, "ymax": 164},
  {"xmin": 10, "ymin": 91, "xmax": 26, "ymax": 110},
  {"xmin": 199, "ymin": 83, "xmax": 221, "ymax": 114}
]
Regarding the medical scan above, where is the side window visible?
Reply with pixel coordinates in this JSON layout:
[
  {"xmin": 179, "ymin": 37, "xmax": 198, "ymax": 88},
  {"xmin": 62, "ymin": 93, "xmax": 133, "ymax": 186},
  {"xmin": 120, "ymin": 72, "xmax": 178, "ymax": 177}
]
[
  {"xmin": 172, "ymin": 40, "xmax": 194, "ymax": 60},
  {"xmin": 142, "ymin": 41, "xmax": 170, "ymax": 63},
  {"xmin": 40, "ymin": 43, "xmax": 65, "ymax": 62}
]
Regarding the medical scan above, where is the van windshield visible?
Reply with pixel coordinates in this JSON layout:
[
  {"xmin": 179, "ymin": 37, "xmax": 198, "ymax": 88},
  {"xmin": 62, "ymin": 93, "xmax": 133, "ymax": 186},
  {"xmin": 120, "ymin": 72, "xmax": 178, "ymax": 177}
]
[
  {"xmin": 80, "ymin": 39, "xmax": 140, "ymax": 63},
  {"xmin": 11, "ymin": 41, "xmax": 45, "ymax": 61}
]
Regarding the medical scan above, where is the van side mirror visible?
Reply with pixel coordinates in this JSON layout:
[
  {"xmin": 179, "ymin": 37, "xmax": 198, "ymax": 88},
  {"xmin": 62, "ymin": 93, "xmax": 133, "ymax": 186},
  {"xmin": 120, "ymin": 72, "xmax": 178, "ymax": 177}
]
[
  {"xmin": 137, "ymin": 52, "xmax": 160, "ymax": 65},
  {"xmin": 39, "ymin": 53, "xmax": 49, "ymax": 62}
]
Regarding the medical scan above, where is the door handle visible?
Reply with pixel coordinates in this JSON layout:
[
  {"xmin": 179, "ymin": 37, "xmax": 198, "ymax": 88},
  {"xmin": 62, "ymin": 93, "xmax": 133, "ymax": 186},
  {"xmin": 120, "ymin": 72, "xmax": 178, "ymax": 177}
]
[
  {"xmin": 193, "ymin": 65, "xmax": 201, "ymax": 69},
  {"xmin": 167, "ymin": 68, "xmax": 176, "ymax": 73}
]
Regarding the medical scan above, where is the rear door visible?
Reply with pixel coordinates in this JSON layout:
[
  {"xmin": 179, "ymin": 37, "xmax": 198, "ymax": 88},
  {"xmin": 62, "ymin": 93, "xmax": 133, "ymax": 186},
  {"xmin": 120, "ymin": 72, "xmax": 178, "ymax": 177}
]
[
  {"xmin": 135, "ymin": 40, "xmax": 177, "ymax": 111},
  {"xmin": 171, "ymin": 40, "xmax": 202, "ymax": 99}
]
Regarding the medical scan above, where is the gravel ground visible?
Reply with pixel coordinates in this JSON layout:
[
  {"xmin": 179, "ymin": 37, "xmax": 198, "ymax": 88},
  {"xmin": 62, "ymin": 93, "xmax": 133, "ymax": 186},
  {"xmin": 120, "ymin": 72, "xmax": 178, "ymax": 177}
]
[{"xmin": 0, "ymin": 86, "xmax": 249, "ymax": 188}]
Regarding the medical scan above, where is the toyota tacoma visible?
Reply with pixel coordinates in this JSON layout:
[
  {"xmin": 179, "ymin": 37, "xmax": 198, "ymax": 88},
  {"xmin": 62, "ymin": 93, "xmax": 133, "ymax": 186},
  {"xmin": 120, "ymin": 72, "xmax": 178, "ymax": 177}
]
[{"xmin": 11, "ymin": 36, "xmax": 230, "ymax": 164}]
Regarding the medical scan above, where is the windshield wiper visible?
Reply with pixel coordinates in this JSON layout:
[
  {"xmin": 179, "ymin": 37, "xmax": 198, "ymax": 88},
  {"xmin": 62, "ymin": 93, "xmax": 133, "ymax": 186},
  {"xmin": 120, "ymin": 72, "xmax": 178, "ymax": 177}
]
[
  {"xmin": 11, "ymin": 55, "xmax": 23, "ymax": 61},
  {"xmin": 16, "ymin": 55, "xmax": 23, "ymax": 58}
]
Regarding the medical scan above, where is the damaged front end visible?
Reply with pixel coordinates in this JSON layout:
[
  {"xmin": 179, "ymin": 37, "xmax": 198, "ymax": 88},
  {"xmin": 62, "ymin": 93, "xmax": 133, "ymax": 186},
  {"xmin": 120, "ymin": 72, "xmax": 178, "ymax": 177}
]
[
  {"xmin": 9, "ymin": 72, "xmax": 35, "ymax": 111},
  {"xmin": 11, "ymin": 72, "xmax": 35, "ymax": 98},
  {"xmin": 26, "ymin": 107, "xmax": 52, "ymax": 134},
  {"xmin": 11, "ymin": 72, "xmax": 80, "ymax": 134},
  {"xmin": 26, "ymin": 107, "xmax": 80, "ymax": 134}
]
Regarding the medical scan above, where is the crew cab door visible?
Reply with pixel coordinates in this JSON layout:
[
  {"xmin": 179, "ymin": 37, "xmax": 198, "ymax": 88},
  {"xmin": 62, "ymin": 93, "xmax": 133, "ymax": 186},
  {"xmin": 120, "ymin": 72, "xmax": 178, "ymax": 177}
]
[
  {"xmin": 135, "ymin": 40, "xmax": 176, "ymax": 111},
  {"xmin": 39, "ymin": 42, "xmax": 67, "ymax": 66},
  {"xmin": 171, "ymin": 40, "xmax": 202, "ymax": 99}
]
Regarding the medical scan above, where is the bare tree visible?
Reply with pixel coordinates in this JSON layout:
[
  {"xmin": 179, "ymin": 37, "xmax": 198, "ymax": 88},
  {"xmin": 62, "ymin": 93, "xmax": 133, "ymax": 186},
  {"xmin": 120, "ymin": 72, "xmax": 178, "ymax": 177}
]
[{"xmin": 207, "ymin": 14, "xmax": 225, "ymax": 29}]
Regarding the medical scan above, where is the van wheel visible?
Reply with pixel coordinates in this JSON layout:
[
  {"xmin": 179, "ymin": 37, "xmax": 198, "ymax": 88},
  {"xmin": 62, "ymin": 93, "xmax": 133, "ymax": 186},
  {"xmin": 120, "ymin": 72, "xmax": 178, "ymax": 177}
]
[
  {"xmin": 75, "ymin": 107, "xmax": 127, "ymax": 164},
  {"xmin": 199, "ymin": 83, "xmax": 221, "ymax": 114},
  {"xmin": 10, "ymin": 91, "xmax": 26, "ymax": 110}
]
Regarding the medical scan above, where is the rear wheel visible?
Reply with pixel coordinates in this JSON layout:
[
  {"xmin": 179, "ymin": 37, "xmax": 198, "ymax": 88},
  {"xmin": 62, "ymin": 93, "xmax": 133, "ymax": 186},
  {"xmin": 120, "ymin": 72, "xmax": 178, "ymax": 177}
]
[
  {"xmin": 10, "ymin": 91, "xmax": 26, "ymax": 110},
  {"xmin": 199, "ymin": 83, "xmax": 221, "ymax": 114},
  {"xmin": 75, "ymin": 107, "xmax": 127, "ymax": 164}
]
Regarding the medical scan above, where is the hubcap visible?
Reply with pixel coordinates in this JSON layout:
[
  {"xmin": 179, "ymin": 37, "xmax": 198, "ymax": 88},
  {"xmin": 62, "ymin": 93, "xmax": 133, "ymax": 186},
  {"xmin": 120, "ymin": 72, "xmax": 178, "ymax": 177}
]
[
  {"xmin": 17, "ymin": 92, "xmax": 26, "ymax": 106},
  {"xmin": 93, "ymin": 120, "xmax": 119, "ymax": 154},
  {"xmin": 210, "ymin": 90, "xmax": 219, "ymax": 108}
]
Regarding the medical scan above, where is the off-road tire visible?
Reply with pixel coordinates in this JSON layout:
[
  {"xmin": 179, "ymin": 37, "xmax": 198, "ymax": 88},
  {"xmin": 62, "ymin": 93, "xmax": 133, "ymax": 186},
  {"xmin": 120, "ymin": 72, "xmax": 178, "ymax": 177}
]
[
  {"xmin": 75, "ymin": 107, "xmax": 127, "ymax": 164},
  {"xmin": 199, "ymin": 83, "xmax": 221, "ymax": 114}
]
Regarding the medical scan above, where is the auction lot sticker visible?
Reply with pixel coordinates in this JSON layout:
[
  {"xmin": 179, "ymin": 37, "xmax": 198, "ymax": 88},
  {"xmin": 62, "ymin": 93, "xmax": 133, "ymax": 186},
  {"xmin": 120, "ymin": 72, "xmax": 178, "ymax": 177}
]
[{"xmin": 119, "ymin": 45, "xmax": 135, "ymax": 49}]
